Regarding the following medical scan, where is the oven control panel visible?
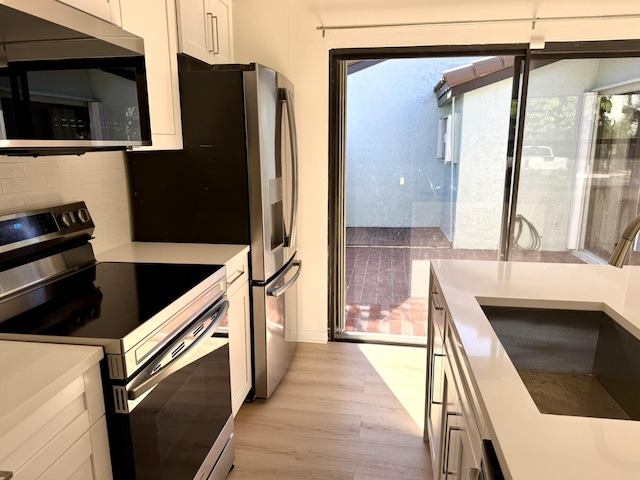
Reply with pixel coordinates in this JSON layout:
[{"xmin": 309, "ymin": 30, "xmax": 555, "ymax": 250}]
[
  {"xmin": 0, "ymin": 201, "xmax": 95, "ymax": 253},
  {"xmin": 57, "ymin": 206, "xmax": 92, "ymax": 230}
]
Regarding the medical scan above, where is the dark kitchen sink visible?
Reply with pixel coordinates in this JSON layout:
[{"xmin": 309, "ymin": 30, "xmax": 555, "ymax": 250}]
[{"xmin": 481, "ymin": 305, "xmax": 640, "ymax": 421}]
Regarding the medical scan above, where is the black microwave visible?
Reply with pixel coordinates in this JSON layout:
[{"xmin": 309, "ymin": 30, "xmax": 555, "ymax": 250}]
[
  {"xmin": 0, "ymin": 2, "xmax": 152, "ymax": 156},
  {"xmin": 0, "ymin": 56, "xmax": 151, "ymax": 155}
]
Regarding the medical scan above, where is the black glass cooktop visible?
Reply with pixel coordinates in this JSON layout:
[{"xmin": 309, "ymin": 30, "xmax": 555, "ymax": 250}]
[{"xmin": 0, "ymin": 262, "xmax": 223, "ymax": 340}]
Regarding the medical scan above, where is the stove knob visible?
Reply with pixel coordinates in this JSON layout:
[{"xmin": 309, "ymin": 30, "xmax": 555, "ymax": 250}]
[
  {"xmin": 76, "ymin": 207, "xmax": 91, "ymax": 224},
  {"xmin": 58, "ymin": 211, "xmax": 74, "ymax": 228}
]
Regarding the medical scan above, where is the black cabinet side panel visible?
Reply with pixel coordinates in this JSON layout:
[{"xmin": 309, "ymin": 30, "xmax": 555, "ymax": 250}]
[
  {"xmin": 125, "ymin": 67, "xmax": 250, "ymax": 244},
  {"xmin": 178, "ymin": 69, "xmax": 245, "ymax": 149},
  {"xmin": 126, "ymin": 149, "xmax": 250, "ymax": 244}
]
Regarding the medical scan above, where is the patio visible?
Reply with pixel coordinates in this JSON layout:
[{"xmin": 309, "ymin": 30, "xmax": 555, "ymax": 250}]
[{"xmin": 344, "ymin": 227, "xmax": 586, "ymax": 338}]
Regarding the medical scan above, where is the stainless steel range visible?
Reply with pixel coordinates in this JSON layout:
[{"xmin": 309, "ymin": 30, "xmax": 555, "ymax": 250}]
[{"xmin": 0, "ymin": 201, "xmax": 234, "ymax": 480}]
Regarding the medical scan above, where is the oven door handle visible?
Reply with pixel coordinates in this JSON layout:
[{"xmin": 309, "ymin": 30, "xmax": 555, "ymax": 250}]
[{"xmin": 127, "ymin": 299, "xmax": 229, "ymax": 400}]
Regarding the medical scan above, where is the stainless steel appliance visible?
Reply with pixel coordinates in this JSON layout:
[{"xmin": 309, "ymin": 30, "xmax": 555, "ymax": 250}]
[
  {"xmin": 0, "ymin": 1, "xmax": 152, "ymax": 154},
  {"xmin": 126, "ymin": 56, "xmax": 301, "ymax": 399},
  {"xmin": 0, "ymin": 201, "xmax": 234, "ymax": 480}
]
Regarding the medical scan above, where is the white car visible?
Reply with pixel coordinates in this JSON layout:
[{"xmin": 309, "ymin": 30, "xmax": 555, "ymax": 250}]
[{"xmin": 522, "ymin": 146, "xmax": 567, "ymax": 170}]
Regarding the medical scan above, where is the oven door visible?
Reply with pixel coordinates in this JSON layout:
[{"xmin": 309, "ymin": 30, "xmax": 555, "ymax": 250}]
[{"xmin": 107, "ymin": 299, "xmax": 234, "ymax": 480}]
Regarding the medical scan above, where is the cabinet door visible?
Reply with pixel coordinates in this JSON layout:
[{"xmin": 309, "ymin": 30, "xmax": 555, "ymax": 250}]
[
  {"xmin": 207, "ymin": 0, "xmax": 232, "ymax": 64},
  {"xmin": 38, "ymin": 419, "xmax": 112, "ymax": 480},
  {"xmin": 441, "ymin": 362, "xmax": 463, "ymax": 480},
  {"xmin": 428, "ymin": 336, "xmax": 445, "ymax": 475},
  {"xmin": 445, "ymin": 367, "xmax": 484, "ymax": 480},
  {"xmin": 176, "ymin": 0, "xmax": 233, "ymax": 64},
  {"xmin": 228, "ymin": 280, "xmax": 251, "ymax": 416},
  {"xmin": 121, "ymin": 0, "xmax": 183, "ymax": 150},
  {"xmin": 56, "ymin": 0, "xmax": 122, "ymax": 25},
  {"xmin": 176, "ymin": 0, "xmax": 209, "ymax": 62},
  {"xmin": 459, "ymin": 427, "xmax": 483, "ymax": 480},
  {"xmin": 88, "ymin": 417, "xmax": 113, "ymax": 480},
  {"xmin": 427, "ymin": 286, "xmax": 447, "ymax": 478},
  {"xmin": 226, "ymin": 251, "xmax": 252, "ymax": 416}
]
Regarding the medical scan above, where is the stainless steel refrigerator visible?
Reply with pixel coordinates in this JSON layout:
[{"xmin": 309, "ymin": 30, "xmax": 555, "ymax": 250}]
[{"xmin": 126, "ymin": 55, "xmax": 300, "ymax": 399}]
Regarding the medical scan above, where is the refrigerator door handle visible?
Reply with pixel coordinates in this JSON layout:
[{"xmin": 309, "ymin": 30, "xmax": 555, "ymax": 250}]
[
  {"xmin": 267, "ymin": 260, "xmax": 302, "ymax": 297},
  {"xmin": 281, "ymin": 87, "xmax": 299, "ymax": 249}
]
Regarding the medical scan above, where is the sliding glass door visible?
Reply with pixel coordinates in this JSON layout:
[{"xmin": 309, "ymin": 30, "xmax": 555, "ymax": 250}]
[
  {"xmin": 329, "ymin": 42, "xmax": 640, "ymax": 342},
  {"xmin": 330, "ymin": 47, "xmax": 519, "ymax": 343},
  {"xmin": 507, "ymin": 53, "xmax": 640, "ymax": 265}
]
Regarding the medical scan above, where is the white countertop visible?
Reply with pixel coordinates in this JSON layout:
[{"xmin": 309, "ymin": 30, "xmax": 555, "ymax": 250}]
[
  {"xmin": 431, "ymin": 259, "xmax": 640, "ymax": 480},
  {"xmin": 97, "ymin": 242, "xmax": 249, "ymax": 265},
  {"xmin": 0, "ymin": 341, "xmax": 103, "ymax": 434}
]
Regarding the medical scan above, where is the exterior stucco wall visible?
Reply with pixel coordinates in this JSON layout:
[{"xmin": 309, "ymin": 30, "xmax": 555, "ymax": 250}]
[
  {"xmin": 454, "ymin": 58, "xmax": 640, "ymax": 251},
  {"xmin": 453, "ymin": 79, "xmax": 511, "ymax": 249},
  {"xmin": 345, "ymin": 57, "xmax": 477, "ymax": 228}
]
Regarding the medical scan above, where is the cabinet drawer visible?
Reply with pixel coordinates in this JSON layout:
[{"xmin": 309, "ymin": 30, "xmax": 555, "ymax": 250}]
[
  {"xmin": 14, "ymin": 411, "xmax": 90, "ymax": 479},
  {"xmin": 0, "ymin": 364, "xmax": 105, "ymax": 478},
  {"xmin": 430, "ymin": 279, "xmax": 446, "ymax": 339},
  {"xmin": 445, "ymin": 325, "xmax": 484, "ymax": 462},
  {"xmin": 226, "ymin": 251, "xmax": 249, "ymax": 297},
  {"xmin": 36, "ymin": 415, "xmax": 111, "ymax": 480},
  {"xmin": 38, "ymin": 429, "xmax": 93, "ymax": 480}
]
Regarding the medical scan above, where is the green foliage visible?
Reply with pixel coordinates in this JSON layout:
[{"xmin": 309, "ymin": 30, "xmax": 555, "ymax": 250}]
[
  {"xmin": 524, "ymin": 96, "xmax": 579, "ymax": 137},
  {"xmin": 597, "ymin": 94, "xmax": 639, "ymax": 139}
]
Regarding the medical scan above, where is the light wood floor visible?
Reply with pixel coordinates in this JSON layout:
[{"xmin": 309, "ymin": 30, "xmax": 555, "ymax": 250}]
[{"xmin": 227, "ymin": 342, "xmax": 432, "ymax": 479}]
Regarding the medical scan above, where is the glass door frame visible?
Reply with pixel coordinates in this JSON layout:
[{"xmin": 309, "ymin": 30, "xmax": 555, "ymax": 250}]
[
  {"xmin": 502, "ymin": 41, "xmax": 640, "ymax": 263},
  {"xmin": 328, "ymin": 40, "xmax": 640, "ymax": 343},
  {"xmin": 328, "ymin": 44, "xmax": 528, "ymax": 343}
]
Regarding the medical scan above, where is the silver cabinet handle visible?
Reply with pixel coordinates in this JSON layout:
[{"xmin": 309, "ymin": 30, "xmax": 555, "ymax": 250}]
[
  {"xmin": 465, "ymin": 467, "xmax": 483, "ymax": 480},
  {"xmin": 429, "ymin": 353, "xmax": 446, "ymax": 405},
  {"xmin": 227, "ymin": 268, "xmax": 245, "ymax": 286},
  {"xmin": 0, "ymin": 472, "xmax": 13, "ymax": 480},
  {"xmin": 431, "ymin": 291, "xmax": 444, "ymax": 310},
  {"xmin": 207, "ymin": 13, "xmax": 219, "ymax": 54}
]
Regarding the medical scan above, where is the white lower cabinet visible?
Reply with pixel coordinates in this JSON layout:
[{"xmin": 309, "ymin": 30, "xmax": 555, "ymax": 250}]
[
  {"xmin": 38, "ymin": 417, "xmax": 111, "ymax": 480},
  {"xmin": 441, "ymin": 349, "xmax": 480, "ymax": 480},
  {"xmin": 226, "ymin": 250, "xmax": 252, "ymax": 416},
  {"xmin": 0, "ymin": 348, "xmax": 111, "ymax": 480},
  {"xmin": 427, "ymin": 275, "xmax": 484, "ymax": 480}
]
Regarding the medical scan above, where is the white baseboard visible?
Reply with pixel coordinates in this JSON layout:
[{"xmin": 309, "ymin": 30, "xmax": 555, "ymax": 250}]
[{"xmin": 294, "ymin": 330, "xmax": 328, "ymax": 344}]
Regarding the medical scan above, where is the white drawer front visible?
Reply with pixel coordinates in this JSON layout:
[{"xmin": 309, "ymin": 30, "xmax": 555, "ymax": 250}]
[{"xmin": 226, "ymin": 252, "xmax": 249, "ymax": 297}]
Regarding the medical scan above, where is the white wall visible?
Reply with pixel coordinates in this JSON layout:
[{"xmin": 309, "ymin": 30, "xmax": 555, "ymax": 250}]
[
  {"xmin": 233, "ymin": 0, "xmax": 640, "ymax": 343},
  {"xmin": 345, "ymin": 57, "xmax": 474, "ymax": 229},
  {"xmin": 0, "ymin": 151, "xmax": 131, "ymax": 255},
  {"xmin": 454, "ymin": 79, "xmax": 511, "ymax": 250}
]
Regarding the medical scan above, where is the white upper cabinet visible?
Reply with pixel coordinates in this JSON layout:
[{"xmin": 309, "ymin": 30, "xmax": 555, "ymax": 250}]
[
  {"xmin": 56, "ymin": 0, "xmax": 122, "ymax": 26},
  {"xmin": 120, "ymin": 0, "xmax": 183, "ymax": 150},
  {"xmin": 176, "ymin": 0, "xmax": 234, "ymax": 64}
]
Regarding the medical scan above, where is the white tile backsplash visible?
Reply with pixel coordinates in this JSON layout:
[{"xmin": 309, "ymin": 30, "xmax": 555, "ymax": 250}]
[
  {"xmin": 23, "ymin": 160, "xmax": 65, "ymax": 176},
  {"xmin": 2, "ymin": 175, "xmax": 48, "ymax": 194},
  {"xmin": 0, "ymin": 151, "xmax": 132, "ymax": 255},
  {"xmin": 0, "ymin": 163, "xmax": 25, "ymax": 178}
]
